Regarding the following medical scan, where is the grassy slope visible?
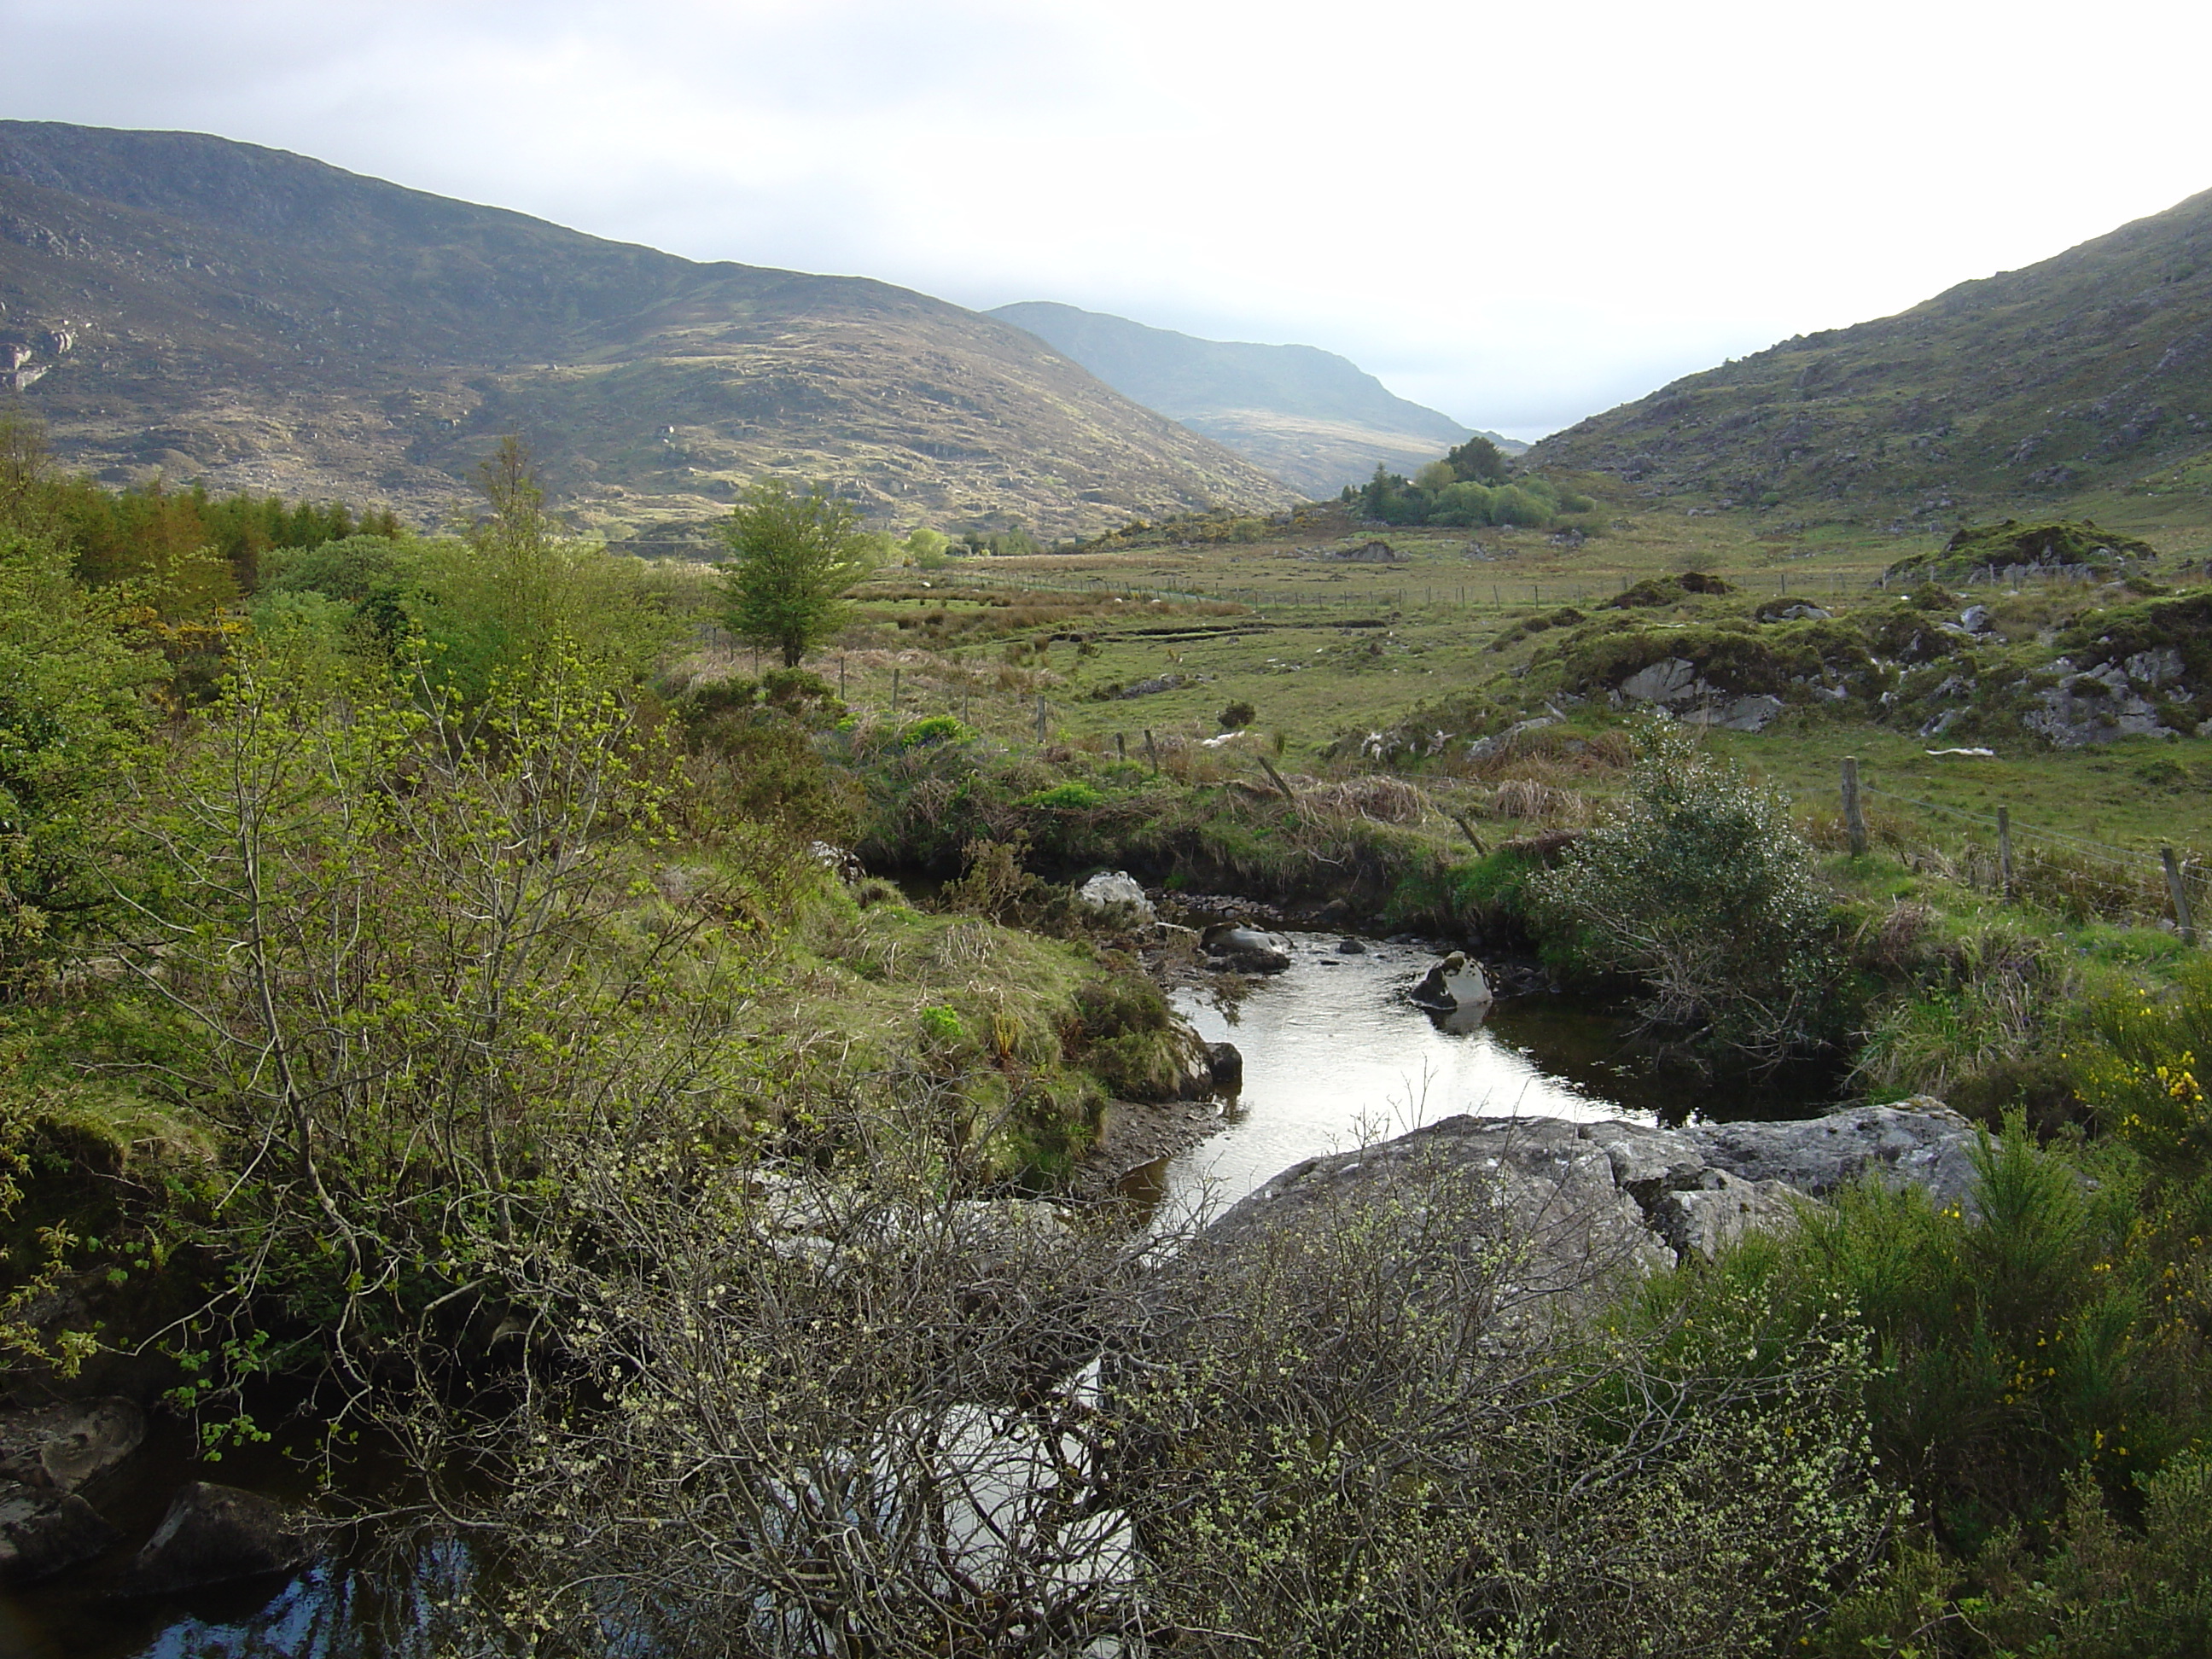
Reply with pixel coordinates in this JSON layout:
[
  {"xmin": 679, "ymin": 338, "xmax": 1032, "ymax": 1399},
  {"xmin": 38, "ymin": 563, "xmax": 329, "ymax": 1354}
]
[
  {"xmin": 806, "ymin": 486, "xmax": 2212, "ymax": 867},
  {"xmin": 1527, "ymin": 184, "xmax": 2212, "ymax": 522}
]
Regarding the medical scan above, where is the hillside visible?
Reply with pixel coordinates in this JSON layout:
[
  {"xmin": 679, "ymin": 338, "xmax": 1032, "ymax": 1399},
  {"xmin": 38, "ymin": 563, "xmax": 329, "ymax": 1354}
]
[
  {"xmin": 1528, "ymin": 186, "xmax": 2212, "ymax": 522},
  {"xmin": 0, "ymin": 121, "xmax": 1293, "ymax": 537},
  {"xmin": 989, "ymin": 300, "xmax": 1502, "ymax": 498}
]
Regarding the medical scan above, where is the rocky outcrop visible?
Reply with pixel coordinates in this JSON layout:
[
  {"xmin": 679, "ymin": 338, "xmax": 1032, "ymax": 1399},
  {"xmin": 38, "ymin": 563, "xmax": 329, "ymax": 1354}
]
[
  {"xmin": 0, "ymin": 1397, "xmax": 144, "ymax": 1493},
  {"xmin": 0, "ymin": 1397, "xmax": 147, "ymax": 1585},
  {"xmin": 0, "ymin": 1485, "xmax": 116, "ymax": 1583},
  {"xmin": 1614, "ymin": 657, "xmax": 1785, "ymax": 731},
  {"xmin": 119, "ymin": 1482, "xmax": 319, "ymax": 1597},
  {"xmin": 1205, "ymin": 1101, "xmax": 1981, "ymax": 1289}
]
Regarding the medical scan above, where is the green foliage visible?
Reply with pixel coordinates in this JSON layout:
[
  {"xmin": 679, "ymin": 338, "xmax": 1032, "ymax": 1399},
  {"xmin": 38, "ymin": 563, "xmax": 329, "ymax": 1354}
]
[
  {"xmin": 1065, "ymin": 972, "xmax": 1192, "ymax": 1101},
  {"xmin": 98, "ymin": 633, "xmax": 768, "ymax": 1423},
  {"xmin": 1771, "ymin": 1124, "xmax": 2205, "ymax": 1551},
  {"xmin": 1444, "ymin": 432, "xmax": 1512, "ymax": 485},
  {"xmin": 1026, "ymin": 780, "xmax": 1104, "ymax": 809},
  {"xmin": 0, "ymin": 528, "xmax": 159, "ymax": 985},
  {"xmin": 2075, "ymin": 958, "xmax": 2212, "ymax": 1173},
  {"xmin": 1217, "ymin": 699, "xmax": 1255, "ymax": 731},
  {"xmin": 719, "ymin": 479, "xmax": 878, "ymax": 669},
  {"xmin": 1532, "ymin": 720, "xmax": 1843, "ymax": 1061},
  {"xmin": 1359, "ymin": 457, "xmax": 1575, "ymax": 529},
  {"xmin": 896, "ymin": 714, "xmax": 971, "ymax": 749},
  {"xmin": 1126, "ymin": 1150, "xmax": 1888, "ymax": 1655}
]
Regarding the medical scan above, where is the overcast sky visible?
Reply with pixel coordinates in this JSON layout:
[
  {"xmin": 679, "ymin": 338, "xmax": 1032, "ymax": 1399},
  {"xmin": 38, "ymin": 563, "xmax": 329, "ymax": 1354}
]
[{"xmin": 9, "ymin": 0, "xmax": 2212, "ymax": 439}]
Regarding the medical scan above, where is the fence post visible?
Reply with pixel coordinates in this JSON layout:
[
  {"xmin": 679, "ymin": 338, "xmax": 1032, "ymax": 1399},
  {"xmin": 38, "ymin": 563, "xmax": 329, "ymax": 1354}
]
[
  {"xmin": 1035, "ymin": 693, "xmax": 1047, "ymax": 746},
  {"xmin": 1997, "ymin": 806, "xmax": 2014, "ymax": 897},
  {"xmin": 1144, "ymin": 729, "xmax": 1158, "ymax": 775},
  {"xmin": 839, "ymin": 655, "xmax": 847, "ymax": 701},
  {"xmin": 891, "ymin": 667, "xmax": 899, "ymax": 714},
  {"xmin": 2163, "ymin": 847, "xmax": 2197, "ymax": 946},
  {"xmin": 1115, "ymin": 731, "xmax": 1126, "ymax": 762},
  {"xmin": 1842, "ymin": 757, "xmax": 1868, "ymax": 857}
]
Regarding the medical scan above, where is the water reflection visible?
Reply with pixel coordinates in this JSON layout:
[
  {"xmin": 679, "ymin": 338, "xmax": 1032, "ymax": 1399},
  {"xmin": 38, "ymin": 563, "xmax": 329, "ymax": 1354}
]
[{"xmin": 1150, "ymin": 932, "xmax": 1835, "ymax": 1225}]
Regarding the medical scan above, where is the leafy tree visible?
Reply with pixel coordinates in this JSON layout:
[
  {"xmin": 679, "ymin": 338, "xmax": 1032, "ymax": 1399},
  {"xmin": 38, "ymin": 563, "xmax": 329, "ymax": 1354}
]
[
  {"xmin": 719, "ymin": 480, "xmax": 876, "ymax": 668},
  {"xmin": 1446, "ymin": 433, "xmax": 1512, "ymax": 484},
  {"xmin": 0, "ymin": 527, "xmax": 157, "ymax": 985}
]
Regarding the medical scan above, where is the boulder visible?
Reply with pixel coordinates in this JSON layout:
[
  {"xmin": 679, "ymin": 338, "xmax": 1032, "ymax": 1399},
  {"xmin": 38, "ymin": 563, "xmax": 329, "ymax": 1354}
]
[
  {"xmin": 0, "ymin": 1482, "xmax": 118, "ymax": 1584},
  {"xmin": 1202, "ymin": 927, "xmax": 1293, "ymax": 974},
  {"xmin": 1076, "ymin": 870, "xmax": 1155, "ymax": 921},
  {"xmin": 1200, "ymin": 1102, "xmax": 1983, "ymax": 1298},
  {"xmin": 0, "ymin": 1397, "xmax": 144, "ymax": 1493},
  {"xmin": 120, "ymin": 1482, "xmax": 318, "ymax": 1598},
  {"xmin": 1408, "ymin": 952, "xmax": 1492, "ymax": 1012},
  {"xmin": 1206, "ymin": 1042, "xmax": 1243, "ymax": 1092},
  {"xmin": 1619, "ymin": 657, "xmax": 1700, "ymax": 705},
  {"xmin": 1205, "ymin": 1116, "xmax": 1672, "ymax": 1323},
  {"xmin": 1682, "ymin": 1099, "xmax": 1981, "ymax": 1205}
]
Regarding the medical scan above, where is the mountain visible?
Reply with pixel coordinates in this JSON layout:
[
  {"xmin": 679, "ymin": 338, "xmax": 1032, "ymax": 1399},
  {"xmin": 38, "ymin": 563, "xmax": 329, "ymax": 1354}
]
[
  {"xmin": 0, "ymin": 122, "xmax": 1293, "ymax": 537},
  {"xmin": 1527, "ymin": 189, "xmax": 2212, "ymax": 520},
  {"xmin": 988, "ymin": 300, "xmax": 1501, "ymax": 498}
]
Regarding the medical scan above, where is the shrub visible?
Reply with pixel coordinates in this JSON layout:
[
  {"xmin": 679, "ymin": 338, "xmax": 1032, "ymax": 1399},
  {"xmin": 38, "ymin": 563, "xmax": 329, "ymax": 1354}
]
[
  {"xmin": 896, "ymin": 714, "xmax": 972, "ymax": 749},
  {"xmin": 1530, "ymin": 720, "xmax": 1842, "ymax": 1062},
  {"xmin": 1218, "ymin": 699, "xmax": 1255, "ymax": 731},
  {"xmin": 1026, "ymin": 780, "xmax": 1104, "ymax": 810},
  {"xmin": 2075, "ymin": 957, "xmax": 2212, "ymax": 1173}
]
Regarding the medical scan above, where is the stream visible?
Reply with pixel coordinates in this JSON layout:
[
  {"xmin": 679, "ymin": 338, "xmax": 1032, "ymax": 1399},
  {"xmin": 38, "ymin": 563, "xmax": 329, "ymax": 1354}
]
[
  {"xmin": 4, "ymin": 931, "xmax": 1825, "ymax": 1657},
  {"xmin": 1128, "ymin": 931, "xmax": 1821, "ymax": 1225}
]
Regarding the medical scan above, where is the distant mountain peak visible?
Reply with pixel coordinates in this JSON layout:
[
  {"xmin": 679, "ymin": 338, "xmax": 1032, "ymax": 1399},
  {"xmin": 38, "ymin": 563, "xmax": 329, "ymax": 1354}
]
[
  {"xmin": 0, "ymin": 120, "xmax": 1291, "ymax": 534},
  {"xmin": 989, "ymin": 300, "xmax": 1511, "ymax": 498}
]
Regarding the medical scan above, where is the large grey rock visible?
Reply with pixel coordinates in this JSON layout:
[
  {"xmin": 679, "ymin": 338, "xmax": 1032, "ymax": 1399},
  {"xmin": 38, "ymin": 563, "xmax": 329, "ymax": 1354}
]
[
  {"xmin": 1202, "ymin": 927, "xmax": 1294, "ymax": 974},
  {"xmin": 0, "ymin": 1481, "xmax": 118, "ymax": 1583},
  {"xmin": 1710, "ymin": 693, "xmax": 1784, "ymax": 732},
  {"xmin": 1206, "ymin": 1116, "xmax": 1671, "ymax": 1321},
  {"xmin": 1202, "ymin": 1103, "xmax": 1984, "ymax": 1297},
  {"xmin": 0, "ymin": 1397, "xmax": 144, "ymax": 1493},
  {"xmin": 1408, "ymin": 952, "xmax": 1492, "ymax": 1012},
  {"xmin": 1681, "ymin": 1098, "xmax": 1980, "ymax": 1204},
  {"xmin": 1619, "ymin": 657, "xmax": 1700, "ymax": 705},
  {"xmin": 120, "ymin": 1482, "xmax": 318, "ymax": 1598}
]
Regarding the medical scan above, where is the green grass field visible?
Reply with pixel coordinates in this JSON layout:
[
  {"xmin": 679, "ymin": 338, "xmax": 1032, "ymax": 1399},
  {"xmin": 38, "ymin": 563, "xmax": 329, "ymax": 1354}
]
[{"xmin": 787, "ymin": 484, "xmax": 2212, "ymax": 876}]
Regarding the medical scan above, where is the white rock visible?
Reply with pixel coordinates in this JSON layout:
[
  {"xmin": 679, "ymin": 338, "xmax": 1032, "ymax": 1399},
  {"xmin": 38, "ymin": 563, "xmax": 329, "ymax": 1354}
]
[{"xmin": 1076, "ymin": 870, "xmax": 1154, "ymax": 920}]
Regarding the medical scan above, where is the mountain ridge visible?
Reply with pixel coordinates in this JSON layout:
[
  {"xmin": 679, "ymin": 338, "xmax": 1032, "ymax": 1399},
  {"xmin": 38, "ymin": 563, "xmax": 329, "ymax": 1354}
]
[
  {"xmin": 989, "ymin": 300, "xmax": 1500, "ymax": 498},
  {"xmin": 0, "ymin": 120, "xmax": 1294, "ymax": 536},
  {"xmin": 1527, "ymin": 186, "xmax": 2212, "ymax": 521}
]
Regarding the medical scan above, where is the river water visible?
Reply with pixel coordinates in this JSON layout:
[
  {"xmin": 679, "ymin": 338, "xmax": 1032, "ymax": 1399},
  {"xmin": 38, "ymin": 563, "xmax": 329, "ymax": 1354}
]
[{"xmin": 7, "ymin": 931, "xmax": 1813, "ymax": 1656}]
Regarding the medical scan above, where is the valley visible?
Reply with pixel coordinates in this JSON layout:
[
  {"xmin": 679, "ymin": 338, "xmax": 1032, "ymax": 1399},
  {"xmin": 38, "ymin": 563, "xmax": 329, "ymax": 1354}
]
[{"xmin": 9, "ymin": 119, "xmax": 2212, "ymax": 1659}]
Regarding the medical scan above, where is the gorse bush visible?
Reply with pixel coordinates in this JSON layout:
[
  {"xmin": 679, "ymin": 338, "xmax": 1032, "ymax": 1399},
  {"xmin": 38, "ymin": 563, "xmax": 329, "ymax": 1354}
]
[
  {"xmin": 1532, "ymin": 719, "xmax": 1842, "ymax": 1062},
  {"xmin": 2075, "ymin": 957, "xmax": 2212, "ymax": 1173}
]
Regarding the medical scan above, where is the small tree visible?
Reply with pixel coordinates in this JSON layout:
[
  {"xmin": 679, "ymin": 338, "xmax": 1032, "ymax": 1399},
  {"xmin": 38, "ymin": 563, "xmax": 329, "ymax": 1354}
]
[
  {"xmin": 720, "ymin": 480, "xmax": 876, "ymax": 668},
  {"xmin": 1532, "ymin": 719, "xmax": 1841, "ymax": 1064}
]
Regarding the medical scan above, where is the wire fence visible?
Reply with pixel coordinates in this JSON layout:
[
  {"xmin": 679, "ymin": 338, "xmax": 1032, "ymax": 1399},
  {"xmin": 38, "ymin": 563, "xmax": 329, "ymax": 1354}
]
[{"xmin": 1856, "ymin": 776, "xmax": 2207, "ymax": 938}]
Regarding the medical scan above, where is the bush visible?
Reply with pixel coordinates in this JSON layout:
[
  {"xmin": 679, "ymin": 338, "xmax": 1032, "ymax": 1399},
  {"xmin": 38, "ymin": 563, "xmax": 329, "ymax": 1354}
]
[
  {"xmin": 1530, "ymin": 719, "xmax": 1842, "ymax": 1062},
  {"xmin": 1026, "ymin": 780, "xmax": 1104, "ymax": 810},
  {"xmin": 1218, "ymin": 699, "xmax": 1255, "ymax": 731},
  {"xmin": 896, "ymin": 714, "xmax": 972, "ymax": 749}
]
